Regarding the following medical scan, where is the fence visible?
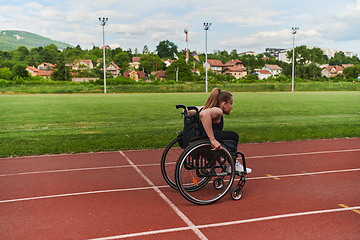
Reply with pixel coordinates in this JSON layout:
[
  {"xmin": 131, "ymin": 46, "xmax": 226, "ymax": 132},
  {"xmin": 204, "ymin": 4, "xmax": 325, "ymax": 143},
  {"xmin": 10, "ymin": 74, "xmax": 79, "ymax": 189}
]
[{"xmin": 1, "ymin": 82, "xmax": 359, "ymax": 94}]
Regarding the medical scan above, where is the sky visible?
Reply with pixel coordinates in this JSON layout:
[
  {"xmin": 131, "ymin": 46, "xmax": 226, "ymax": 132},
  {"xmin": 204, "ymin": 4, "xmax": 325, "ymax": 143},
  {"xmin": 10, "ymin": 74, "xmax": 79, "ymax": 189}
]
[{"xmin": 1, "ymin": 0, "xmax": 360, "ymax": 57}]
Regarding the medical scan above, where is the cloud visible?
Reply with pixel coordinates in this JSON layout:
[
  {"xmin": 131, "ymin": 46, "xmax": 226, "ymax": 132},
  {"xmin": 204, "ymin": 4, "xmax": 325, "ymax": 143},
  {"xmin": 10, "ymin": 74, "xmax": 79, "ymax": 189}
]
[
  {"xmin": 218, "ymin": 28, "xmax": 324, "ymax": 52},
  {"xmin": 1, "ymin": 0, "xmax": 359, "ymax": 56},
  {"xmin": 313, "ymin": 0, "xmax": 360, "ymax": 41}
]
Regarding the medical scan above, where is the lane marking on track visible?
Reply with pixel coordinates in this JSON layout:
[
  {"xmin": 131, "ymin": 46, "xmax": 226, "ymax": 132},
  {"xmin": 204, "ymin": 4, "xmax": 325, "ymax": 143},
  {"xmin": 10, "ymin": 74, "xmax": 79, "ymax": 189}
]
[
  {"xmin": 1, "ymin": 168, "xmax": 359, "ymax": 204},
  {"xmin": 88, "ymin": 205, "xmax": 360, "ymax": 240},
  {"xmin": 0, "ymin": 186, "xmax": 167, "ymax": 204},
  {"xmin": 118, "ymin": 151, "xmax": 208, "ymax": 240},
  {"xmin": 248, "ymin": 168, "xmax": 360, "ymax": 180},
  {"xmin": 0, "ymin": 165, "xmax": 134, "ymax": 177},
  {"xmin": 266, "ymin": 174, "xmax": 280, "ymax": 180},
  {"xmin": 338, "ymin": 204, "xmax": 360, "ymax": 215},
  {"xmin": 1, "ymin": 148, "xmax": 359, "ymax": 177},
  {"xmin": 246, "ymin": 148, "xmax": 360, "ymax": 159}
]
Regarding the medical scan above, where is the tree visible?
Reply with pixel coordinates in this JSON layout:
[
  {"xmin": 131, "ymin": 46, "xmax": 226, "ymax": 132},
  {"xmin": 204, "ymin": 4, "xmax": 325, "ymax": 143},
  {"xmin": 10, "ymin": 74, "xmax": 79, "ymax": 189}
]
[
  {"xmin": 111, "ymin": 47, "xmax": 123, "ymax": 59},
  {"xmin": 165, "ymin": 58, "xmax": 192, "ymax": 82},
  {"xmin": 51, "ymin": 54, "xmax": 71, "ymax": 81},
  {"xmin": 113, "ymin": 52, "xmax": 130, "ymax": 71},
  {"xmin": 0, "ymin": 67, "xmax": 13, "ymax": 80},
  {"xmin": 230, "ymin": 49, "xmax": 238, "ymax": 59},
  {"xmin": 343, "ymin": 65, "xmax": 360, "ymax": 79},
  {"xmin": 139, "ymin": 53, "xmax": 165, "ymax": 74},
  {"xmin": 17, "ymin": 46, "xmax": 29, "ymax": 61},
  {"xmin": 286, "ymin": 46, "xmax": 324, "ymax": 66},
  {"xmin": 142, "ymin": 45, "xmax": 149, "ymax": 54},
  {"xmin": 12, "ymin": 63, "xmax": 29, "ymax": 78},
  {"xmin": 156, "ymin": 40, "xmax": 178, "ymax": 59}
]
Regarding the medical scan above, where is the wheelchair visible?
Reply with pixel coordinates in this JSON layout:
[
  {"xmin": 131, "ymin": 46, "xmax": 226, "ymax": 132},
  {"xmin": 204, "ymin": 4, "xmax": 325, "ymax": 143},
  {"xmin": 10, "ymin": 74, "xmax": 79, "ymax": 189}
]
[{"xmin": 161, "ymin": 105, "xmax": 248, "ymax": 205}]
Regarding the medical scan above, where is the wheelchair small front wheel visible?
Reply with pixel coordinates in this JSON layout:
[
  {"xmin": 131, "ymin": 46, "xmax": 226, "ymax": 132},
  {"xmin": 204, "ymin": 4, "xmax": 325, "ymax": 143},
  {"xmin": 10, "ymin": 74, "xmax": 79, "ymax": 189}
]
[
  {"xmin": 213, "ymin": 178, "xmax": 224, "ymax": 189},
  {"xmin": 231, "ymin": 188, "xmax": 243, "ymax": 200}
]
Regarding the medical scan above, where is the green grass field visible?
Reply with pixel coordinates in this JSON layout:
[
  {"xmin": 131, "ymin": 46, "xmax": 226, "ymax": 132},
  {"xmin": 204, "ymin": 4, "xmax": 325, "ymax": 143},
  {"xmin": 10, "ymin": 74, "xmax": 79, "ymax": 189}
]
[{"xmin": 0, "ymin": 91, "xmax": 359, "ymax": 158}]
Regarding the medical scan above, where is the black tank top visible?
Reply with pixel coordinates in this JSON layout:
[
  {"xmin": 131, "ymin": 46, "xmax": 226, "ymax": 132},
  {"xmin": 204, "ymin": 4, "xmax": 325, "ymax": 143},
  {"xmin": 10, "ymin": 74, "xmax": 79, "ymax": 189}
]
[
  {"xmin": 212, "ymin": 116, "xmax": 224, "ymax": 130},
  {"xmin": 199, "ymin": 116, "xmax": 223, "ymax": 136}
]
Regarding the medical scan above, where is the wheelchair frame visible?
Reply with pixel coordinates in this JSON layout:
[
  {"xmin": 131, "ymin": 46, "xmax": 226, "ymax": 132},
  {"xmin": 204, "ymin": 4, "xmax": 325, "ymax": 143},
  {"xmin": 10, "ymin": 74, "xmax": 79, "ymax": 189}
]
[{"xmin": 160, "ymin": 104, "xmax": 247, "ymax": 204}]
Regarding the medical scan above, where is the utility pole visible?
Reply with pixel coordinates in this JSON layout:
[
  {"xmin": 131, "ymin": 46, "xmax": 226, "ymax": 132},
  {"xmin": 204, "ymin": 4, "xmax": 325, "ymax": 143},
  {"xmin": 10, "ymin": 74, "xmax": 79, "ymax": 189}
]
[
  {"xmin": 184, "ymin": 29, "xmax": 188, "ymax": 63},
  {"xmin": 291, "ymin": 27, "xmax": 299, "ymax": 92},
  {"xmin": 204, "ymin": 23, "xmax": 211, "ymax": 92},
  {"xmin": 99, "ymin": 17, "xmax": 108, "ymax": 93}
]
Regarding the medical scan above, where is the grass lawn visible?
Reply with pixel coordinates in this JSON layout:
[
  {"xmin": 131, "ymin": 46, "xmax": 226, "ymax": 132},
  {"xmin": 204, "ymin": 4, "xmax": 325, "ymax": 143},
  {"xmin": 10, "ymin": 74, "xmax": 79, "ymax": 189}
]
[{"xmin": 0, "ymin": 91, "xmax": 359, "ymax": 157}]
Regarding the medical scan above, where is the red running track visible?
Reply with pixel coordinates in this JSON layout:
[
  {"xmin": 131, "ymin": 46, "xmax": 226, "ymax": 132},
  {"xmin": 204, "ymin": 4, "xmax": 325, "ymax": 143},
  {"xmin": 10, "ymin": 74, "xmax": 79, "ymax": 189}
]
[{"xmin": 0, "ymin": 138, "xmax": 359, "ymax": 239}]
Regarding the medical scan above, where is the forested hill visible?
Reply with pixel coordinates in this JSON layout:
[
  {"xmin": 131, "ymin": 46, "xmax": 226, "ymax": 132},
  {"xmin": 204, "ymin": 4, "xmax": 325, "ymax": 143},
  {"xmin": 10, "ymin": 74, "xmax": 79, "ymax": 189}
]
[{"xmin": 0, "ymin": 30, "xmax": 72, "ymax": 51}]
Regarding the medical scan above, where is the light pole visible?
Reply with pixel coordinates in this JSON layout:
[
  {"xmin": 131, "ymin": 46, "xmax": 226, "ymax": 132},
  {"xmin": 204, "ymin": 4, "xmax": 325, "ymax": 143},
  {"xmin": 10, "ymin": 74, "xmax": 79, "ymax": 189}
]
[
  {"xmin": 99, "ymin": 17, "xmax": 108, "ymax": 93},
  {"xmin": 204, "ymin": 23, "xmax": 211, "ymax": 92},
  {"xmin": 291, "ymin": 27, "xmax": 299, "ymax": 92},
  {"xmin": 184, "ymin": 29, "xmax": 188, "ymax": 63}
]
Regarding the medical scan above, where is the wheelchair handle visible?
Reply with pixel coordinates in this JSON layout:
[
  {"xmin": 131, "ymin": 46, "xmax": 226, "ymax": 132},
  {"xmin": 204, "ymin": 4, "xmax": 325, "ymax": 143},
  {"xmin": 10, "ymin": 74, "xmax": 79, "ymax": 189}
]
[
  {"xmin": 176, "ymin": 104, "xmax": 186, "ymax": 109},
  {"xmin": 187, "ymin": 106, "xmax": 198, "ymax": 112}
]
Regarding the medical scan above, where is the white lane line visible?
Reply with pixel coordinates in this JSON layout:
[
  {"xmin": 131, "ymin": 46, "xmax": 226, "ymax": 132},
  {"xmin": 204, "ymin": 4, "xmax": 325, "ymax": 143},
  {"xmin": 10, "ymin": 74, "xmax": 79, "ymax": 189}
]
[
  {"xmin": 2, "ymin": 148, "xmax": 359, "ymax": 177},
  {"xmin": 247, "ymin": 148, "xmax": 360, "ymax": 159},
  {"xmin": 247, "ymin": 168, "xmax": 360, "ymax": 180},
  {"xmin": 88, "ymin": 205, "xmax": 360, "ymax": 240},
  {"xmin": 0, "ymin": 165, "xmax": 134, "ymax": 177},
  {"xmin": 0, "ymin": 186, "xmax": 166, "ymax": 204},
  {"xmin": 1, "ymin": 168, "xmax": 359, "ymax": 204},
  {"xmin": 118, "ymin": 151, "xmax": 208, "ymax": 240}
]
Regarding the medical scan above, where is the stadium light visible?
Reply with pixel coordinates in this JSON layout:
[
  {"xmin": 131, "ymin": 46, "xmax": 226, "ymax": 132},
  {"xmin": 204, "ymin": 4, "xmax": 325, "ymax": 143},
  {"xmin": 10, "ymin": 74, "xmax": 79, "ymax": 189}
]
[
  {"xmin": 184, "ymin": 29, "xmax": 188, "ymax": 63},
  {"xmin": 204, "ymin": 23, "xmax": 211, "ymax": 92},
  {"xmin": 99, "ymin": 17, "xmax": 108, "ymax": 93},
  {"xmin": 292, "ymin": 27, "xmax": 299, "ymax": 92}
]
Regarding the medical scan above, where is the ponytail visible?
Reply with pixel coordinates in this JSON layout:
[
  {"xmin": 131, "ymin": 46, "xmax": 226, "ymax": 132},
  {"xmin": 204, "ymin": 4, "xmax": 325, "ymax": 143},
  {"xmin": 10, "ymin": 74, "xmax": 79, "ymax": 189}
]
[{"xmin": 203, "ymin": 87, "xmax": 232, "ymax": 110}]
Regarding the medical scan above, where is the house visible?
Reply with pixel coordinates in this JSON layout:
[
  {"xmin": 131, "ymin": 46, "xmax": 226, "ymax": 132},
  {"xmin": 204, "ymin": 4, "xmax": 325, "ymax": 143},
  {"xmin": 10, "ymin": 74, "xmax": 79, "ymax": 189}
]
[
  {"xmin": 26, "ymin": 66, "xmax": 52, "ymax": 78},
  {"xmin": 321, "ymin": 66, "xmax": 344, "ymax": 78},
  {"xmin": 162, "ymin": 59, "xmax": 175, "ymax": 68},
  {"xmin": 262, "ymin": 64, "xmax": 282, "ymax": 76},
  {"xmin": 150, "ymin": 71, "xmax": 167, "ymax": 80},
  {"xmin": 224, "ymin": 59, "xmax": 245, "ymax": 69},
  {"xmin": 96, "ymin": 59, "xmax": 109, "ymax": 67},
  {"xmin": 38, "ymin": 62, "xmax": 55, "ymax": 70},
  {"xmin": 106, "ymin": 62, "xmax": 121, "ymax": 78},
  {"xmin": 238, "ymin": 51, "xmax": 255, "ymax": 56},
  {"xmin": 222, "ymin": 67, "xmax": 246, "ymax": 79},
  {"xmin": 72, "ymin": 60, "xmax": 93, "ymax": 70},
  {"xmin": 154, "ymin": 71, "xmax": 167, "ymax": 80},
  {"xmin": 252, "ymin": 69, "xmax": 272, "ymax": 80},
  {"xmin": 26, "ymin": 66, "xmax": 39, "ymax": 77},
  {"xmin": 203, "ymin": 60, "xmax": 224, "ymax": 73},
  {"xmin": 341, "ymin": 64, "xmax": 354, "ymax": 69},
  {"xmin": 123, "ymin": 70, "xmax": 145, "ymax": 81},
  {"xmin": 129, "ymin": 57, "xmax": 141, "ymax": 69},
  {"xmin": 100, "ymin": 45, "xmax": 111, "ymax": 50}
]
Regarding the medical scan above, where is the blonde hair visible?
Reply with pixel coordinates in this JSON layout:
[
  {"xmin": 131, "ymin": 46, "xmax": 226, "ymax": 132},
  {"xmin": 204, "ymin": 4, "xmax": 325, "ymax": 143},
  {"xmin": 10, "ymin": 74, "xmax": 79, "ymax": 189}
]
[{"xmin": 203, "ymin": 87, "xmax": 232, "ymax": 109}]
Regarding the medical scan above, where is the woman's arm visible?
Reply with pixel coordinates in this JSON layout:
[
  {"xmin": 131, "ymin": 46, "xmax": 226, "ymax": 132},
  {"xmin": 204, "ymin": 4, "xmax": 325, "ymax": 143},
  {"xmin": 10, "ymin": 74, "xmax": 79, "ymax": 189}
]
[
  {"xmin": 182, "ymin": 106, "xmax": 204, "ymax": 115},
  {"xmin": 199, "ymin": 108, "xmax": 223, "ymax": 150}
]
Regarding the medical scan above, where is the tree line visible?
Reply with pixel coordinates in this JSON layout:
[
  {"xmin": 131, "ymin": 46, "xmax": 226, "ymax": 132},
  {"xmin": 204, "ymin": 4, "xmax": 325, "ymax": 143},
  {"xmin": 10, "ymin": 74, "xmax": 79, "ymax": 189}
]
[{"xmin": 0, "ymin": 40, "xmax": 359, "ymax": 85}]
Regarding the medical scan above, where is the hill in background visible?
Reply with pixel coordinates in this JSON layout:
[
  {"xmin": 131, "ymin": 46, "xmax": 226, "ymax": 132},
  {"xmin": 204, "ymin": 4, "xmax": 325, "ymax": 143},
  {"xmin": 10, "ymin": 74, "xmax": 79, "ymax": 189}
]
[{"xmin": 0, "ymin": 30, "xmax": 73, "ymax": 51}]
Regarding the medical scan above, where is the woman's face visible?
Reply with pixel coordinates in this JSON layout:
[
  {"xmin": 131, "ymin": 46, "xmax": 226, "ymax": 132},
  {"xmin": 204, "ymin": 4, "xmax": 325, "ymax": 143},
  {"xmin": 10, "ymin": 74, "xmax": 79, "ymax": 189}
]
[{"xmin": 221, "ymin": 96, "xmax": 233, "ymax": 115}]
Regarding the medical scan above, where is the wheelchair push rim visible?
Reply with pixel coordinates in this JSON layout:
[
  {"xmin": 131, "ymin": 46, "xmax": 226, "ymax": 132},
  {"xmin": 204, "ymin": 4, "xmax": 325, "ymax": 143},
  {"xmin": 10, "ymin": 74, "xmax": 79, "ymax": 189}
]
[{"xmin": 175, "ymin": 140, "xmax": 235, "ymax": 205}]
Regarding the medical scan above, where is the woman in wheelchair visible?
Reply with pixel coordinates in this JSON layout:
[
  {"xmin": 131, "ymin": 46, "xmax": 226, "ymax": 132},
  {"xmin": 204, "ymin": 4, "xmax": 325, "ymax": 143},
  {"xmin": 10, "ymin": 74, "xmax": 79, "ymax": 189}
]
[{"xmin": 188, "ymin": 87, "xmax": 251, "ymax": 173}]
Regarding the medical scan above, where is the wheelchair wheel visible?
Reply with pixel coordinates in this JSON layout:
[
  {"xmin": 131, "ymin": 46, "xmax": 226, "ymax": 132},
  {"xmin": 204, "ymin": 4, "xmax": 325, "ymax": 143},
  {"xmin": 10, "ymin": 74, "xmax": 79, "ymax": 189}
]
[
  {"xmin": 175, "ymin": 140, "xmax": 235, "ymax": 205},
  {"xmin": 231, "ymin": 188, "xmax": 243, "ymax": 200},
  {"xmin": 160, "ymin": 136, "xmax": 182, "ymax": 190}
]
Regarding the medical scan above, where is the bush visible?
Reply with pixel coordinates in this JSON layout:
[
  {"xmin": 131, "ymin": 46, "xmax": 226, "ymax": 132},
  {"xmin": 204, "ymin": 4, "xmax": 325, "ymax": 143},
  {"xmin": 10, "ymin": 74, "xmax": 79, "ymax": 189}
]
[
  {"xmin": 111, "ymin": 77, "xmax": 136, "ymax": 85},
  {"xmin": 0, "ymin": 79, "xmax": 9, "ymax": 85},
  {"xmin": 167, "ymin": 80, "xmax": 175, "ymax": 84}
]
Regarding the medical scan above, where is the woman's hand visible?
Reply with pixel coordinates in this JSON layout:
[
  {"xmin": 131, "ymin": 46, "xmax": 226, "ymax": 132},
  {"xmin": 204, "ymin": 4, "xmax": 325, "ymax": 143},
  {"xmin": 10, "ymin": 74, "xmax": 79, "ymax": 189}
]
[{"xmin": 210, "ymin": 138, "xmax": 222, "ymax": 150}]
